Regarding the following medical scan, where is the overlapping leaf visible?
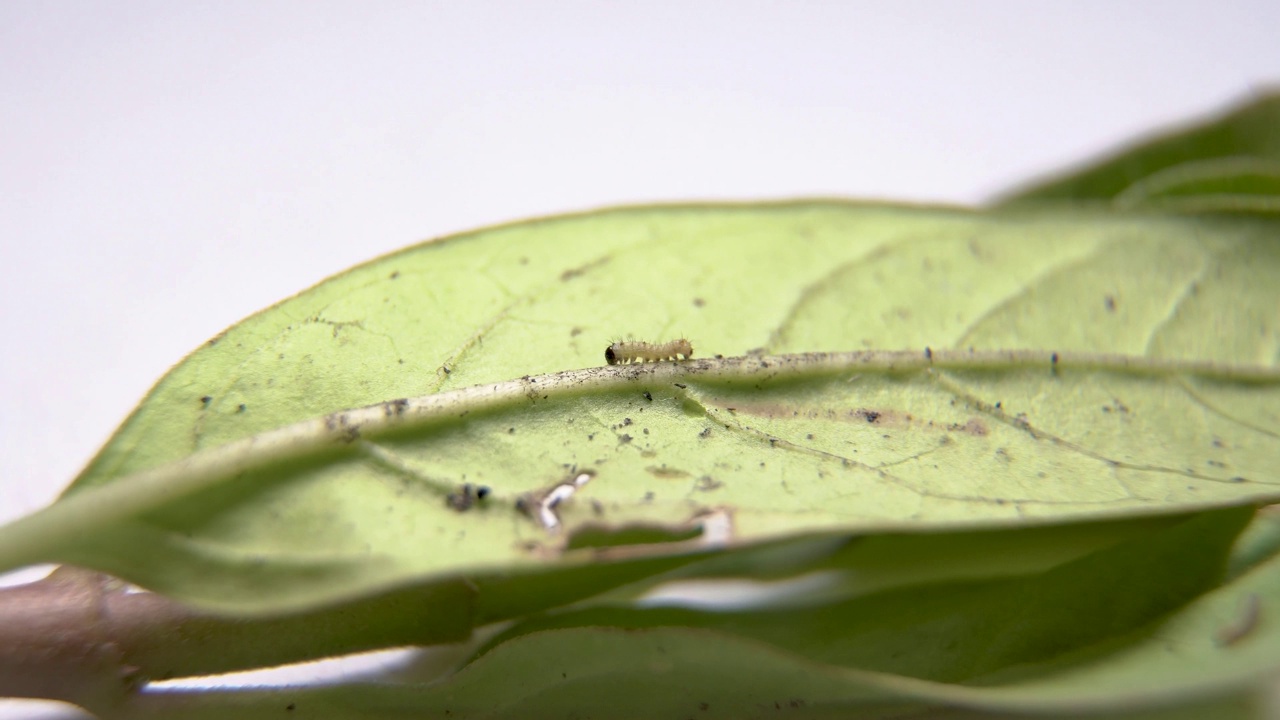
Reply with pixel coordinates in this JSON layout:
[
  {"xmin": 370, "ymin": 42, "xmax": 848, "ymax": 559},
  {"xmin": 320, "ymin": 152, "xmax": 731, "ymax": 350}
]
[
  {"xmin": 108, "ymin": 508, "xmax": 1280, "ymax": 719},
  {"xmin": 999, "ymin": 94, "xmax": 1280, "ymax": 213}
]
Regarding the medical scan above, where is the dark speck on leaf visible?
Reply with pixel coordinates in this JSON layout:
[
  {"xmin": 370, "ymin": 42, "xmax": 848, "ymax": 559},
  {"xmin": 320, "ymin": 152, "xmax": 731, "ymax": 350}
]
[
  {"xmin": 674, "ymin": 383, "xmax": 687, "ymax": 389},
  {"xmin": 200, "ymin": 396, "xmax": 212, "ymax": 407},
  {"xmin": 924, "ymin": 346, "xmax": 932, "ymax": 360},
  {"xmin": 448, "ymin": 483, "xmax": 487, "ymax": 511},
  {"xmin": 237, "ymin": 403, "xmax": 247, "ymax": 413},
  {"xmin": 619, "ymin": 434, "xmax": 633, "ymax": 444},
  {"xmin": 389, "ymin": 271, "xmax": 400, "ymax": 280},
  {"xmin": 643, "ymin": 391, "xmax": 653, "ymax": 401}
]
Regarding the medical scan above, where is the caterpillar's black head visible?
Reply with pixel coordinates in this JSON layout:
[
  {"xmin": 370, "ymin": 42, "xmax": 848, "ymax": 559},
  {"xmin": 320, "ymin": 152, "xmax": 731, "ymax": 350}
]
[{"xmin": 604, "ymin": 344, "xmax": 619, "ymax": 365}]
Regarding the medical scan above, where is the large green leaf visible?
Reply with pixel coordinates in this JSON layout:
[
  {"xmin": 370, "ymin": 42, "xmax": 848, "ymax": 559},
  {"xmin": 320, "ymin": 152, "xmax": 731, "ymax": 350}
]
[{"xmin": 0, "ymin": 204, "xmax": 1276, "ymax": 618}]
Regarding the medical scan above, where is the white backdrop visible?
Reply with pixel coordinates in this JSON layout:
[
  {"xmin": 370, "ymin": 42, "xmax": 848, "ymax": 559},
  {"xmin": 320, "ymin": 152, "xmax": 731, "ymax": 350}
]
[{"xmin": 2, "ymin": 2, "xmax": 1278, "ymax": 716}]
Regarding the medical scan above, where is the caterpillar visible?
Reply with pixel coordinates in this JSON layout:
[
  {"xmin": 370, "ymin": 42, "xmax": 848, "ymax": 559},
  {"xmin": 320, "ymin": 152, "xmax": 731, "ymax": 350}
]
[{"xmin": 605, "ymin": 338, "xmax": 693, "ymax": 365}]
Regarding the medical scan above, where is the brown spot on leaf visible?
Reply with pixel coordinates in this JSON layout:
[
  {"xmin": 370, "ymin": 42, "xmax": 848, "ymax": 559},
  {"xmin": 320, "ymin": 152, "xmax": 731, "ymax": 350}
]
[{"xmin": 948, "ymin": 418, "xmax": 988, "ymax": 436}]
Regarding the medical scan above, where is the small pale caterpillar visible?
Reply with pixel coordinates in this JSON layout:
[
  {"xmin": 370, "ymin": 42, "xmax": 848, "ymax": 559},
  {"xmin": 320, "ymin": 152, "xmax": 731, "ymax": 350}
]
[{"xmin": 605, "ymin": 338, "xmax": 693, "ymax": 365}]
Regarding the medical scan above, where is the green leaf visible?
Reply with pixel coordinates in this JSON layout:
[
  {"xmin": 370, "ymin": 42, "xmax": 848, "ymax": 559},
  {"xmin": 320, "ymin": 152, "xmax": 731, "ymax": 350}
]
[
  {"xmin": 476, "ymin": 507, "xmax": 1252, "ymax": 680},
  {"xmin": 121, "ymin": 508, "xmax": 1280, "ymax": 719},
  {"xmin": 0, "ymin": 204, "xmax": 1276, "ymax": 618},
  {"xmin": 998, "ymin": 94, "xmax": 1280, "ymax": 212}
]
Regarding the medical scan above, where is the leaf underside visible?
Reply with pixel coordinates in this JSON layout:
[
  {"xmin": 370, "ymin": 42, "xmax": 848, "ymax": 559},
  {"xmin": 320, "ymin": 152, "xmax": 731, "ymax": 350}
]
[{"xmin": 2, "ymin": 94, "xmax": 1279, "ymax": 718}]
